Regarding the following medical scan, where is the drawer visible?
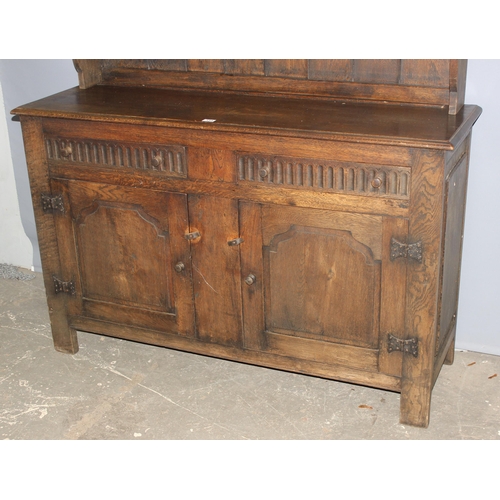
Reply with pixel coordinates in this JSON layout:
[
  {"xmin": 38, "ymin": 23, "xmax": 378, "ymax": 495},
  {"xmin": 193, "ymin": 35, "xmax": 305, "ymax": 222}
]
[
  {"xmin": 237, "ymin": 153, "xmax": 410, "ymax": 200},
  {"xmin": 44, "ymin": 136, "xmax": 187, "ymax": 178}
]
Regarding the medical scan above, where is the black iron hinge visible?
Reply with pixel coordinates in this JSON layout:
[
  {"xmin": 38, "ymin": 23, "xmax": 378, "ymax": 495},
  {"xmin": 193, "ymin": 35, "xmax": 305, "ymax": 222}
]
[
  {"xmin": 390, "ymin": 238, "xmax": 422, "ymax": 262},
  {"xmin": 387, "ymin": 334, "xmax": 419, "ymax": 357},
  {"xmin": 53, "ymin": 276, "xmax": 76, "ymax": 296},
  {"xmin": 41, "ymin": 194, "xmax": 65, "ymax": 213}
]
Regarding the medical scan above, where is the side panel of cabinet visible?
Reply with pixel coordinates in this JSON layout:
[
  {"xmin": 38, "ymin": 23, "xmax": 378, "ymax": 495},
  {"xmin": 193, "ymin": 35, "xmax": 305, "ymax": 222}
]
[
  {"xmin": 50, "ymin": 179, "xmax": 195, "ymax": 336},
  {"xmin": 436, "ymin": 148, "xmax": 469, "ymax": 360},
  {"xmin": 240, "ymin": 201, "xmax": 407, "ymax": 377}
]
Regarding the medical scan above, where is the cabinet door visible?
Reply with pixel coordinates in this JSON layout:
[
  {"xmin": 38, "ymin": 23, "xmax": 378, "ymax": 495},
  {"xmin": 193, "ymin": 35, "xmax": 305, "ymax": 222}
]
[
  {"xmin": 51, "ymin": 179, "xmax": 195, "ymax": 336},
  {"xmin": 187, "ymin": 195, "xmax": 243, "ymax": 347},
  {"xmin": 240, "ymin": 202, "xmax": 408, "ymax": 378}
]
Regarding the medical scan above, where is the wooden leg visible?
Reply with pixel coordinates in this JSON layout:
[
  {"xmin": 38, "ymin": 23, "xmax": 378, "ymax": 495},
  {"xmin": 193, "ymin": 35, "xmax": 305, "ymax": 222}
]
[
  {"xmin": 399, "ymin": 378, "xmax": 432, "ymax": 428},
  {"xmin": 52, "ymin": 325, "xmax": 79, "ymax": 354},
  {"xmin": 444, "ymin": 334, "xmax": 455, "ymax": 365},
  {"xmin": 399, "ymin": 150, "xmax": 445, "ymax": 428},
  {"xmin": 20, "ymin": 118, "xmax": 79, "ymax": 356},
  {"xmin": 44, "ymin": 276, "xmax": 79, "ymax": 355},
  {"xmin": 44, "ymin": 280, "xmax": 79, "ymax": 355},
  {"xmin": 42, "ymin": 282, "xmax": 79, "ymax": 355}
]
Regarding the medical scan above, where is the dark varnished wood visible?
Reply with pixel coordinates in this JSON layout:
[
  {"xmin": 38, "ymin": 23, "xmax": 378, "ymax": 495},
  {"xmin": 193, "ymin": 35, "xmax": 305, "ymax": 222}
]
[
  {"xmin": 14, "ymin": 85, "xmax": 480, "ymax": 149},
  {"xmin": 73, "ymin": 59, "xmax": 466, "ymax": 113},
  {"xmin": 50, "ymin": 179, "xmax": 195, "ymax": 335},
  {"xmin": 259, "ymin": 207, "xmax": 384, "ymax": 349},
  {"xmin": 400, "ymin": 149, "xmax": 447, "ymax": 427},
  {"xmin": 188, "ymin": 195, "xmax": 243, "ymax": 347},
  {"xmin": 14, "ymin": 60, "xmax": 481, "ymax": 428},
  {"xmin": 20, "ymin": 118, "xmax": 79, "ymax": 354}
]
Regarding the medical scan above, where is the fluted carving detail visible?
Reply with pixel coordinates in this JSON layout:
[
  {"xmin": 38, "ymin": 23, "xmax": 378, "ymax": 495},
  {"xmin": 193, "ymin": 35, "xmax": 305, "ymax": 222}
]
[
  {"xmin": 45, "ymin": 137, "xmax": 187, "ymax": 177},
  {"xmin": 237, "ymin": 154, "xmax": 410, "ymax": 199}
]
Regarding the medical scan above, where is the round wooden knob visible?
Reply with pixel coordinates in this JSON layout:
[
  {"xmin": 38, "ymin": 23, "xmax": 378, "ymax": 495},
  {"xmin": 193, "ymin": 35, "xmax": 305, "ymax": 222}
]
[
  {"xmin": 244, "ymin": 274, "xmax": 256, "ymax": 286},
  {"xmin": 259, "ymin": 167, "xmax": 270, "ymax": 178},
  {"xmin": 60, "ymin": 144, "xmax": 72, "ymax": 157},
  {"xmin": 151, "ymin": 155, "xmax": 163, "ymax": 168},
  {"xmin": 174, "ymin": 262, "xmax": 185, "ymax": 273},
  {"xmin": 371, "ymin": 177, "xmax": 382, "ymax": 189}
]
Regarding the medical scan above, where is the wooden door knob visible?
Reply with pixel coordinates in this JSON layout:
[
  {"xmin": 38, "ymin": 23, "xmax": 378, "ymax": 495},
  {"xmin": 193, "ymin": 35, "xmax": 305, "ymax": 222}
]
[
  {"xmin": 174, "ymin": 262, "xmax": 185, "ymax": 272},
  {"xmin": 244, "ymin": 274, "xmax": 256, "ymax": 285}
]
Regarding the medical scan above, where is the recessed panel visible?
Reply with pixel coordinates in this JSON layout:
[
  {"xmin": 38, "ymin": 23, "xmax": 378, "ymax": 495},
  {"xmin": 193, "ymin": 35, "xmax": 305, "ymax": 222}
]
[
  {"xmin": 264, "ymin": 225, "xmax": 381, "ymax": 348},
  {"xmin": 75, "ymin": 200, "xmax": 174, "ymax": 313}
]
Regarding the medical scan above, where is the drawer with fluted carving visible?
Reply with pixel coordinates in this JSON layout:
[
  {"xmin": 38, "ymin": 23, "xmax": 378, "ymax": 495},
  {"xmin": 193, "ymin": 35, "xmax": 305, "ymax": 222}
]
[
  {"xmin": 237, "ymin": 153, "xmax": 411, "ymax": 200},
  {"xmin": 44, "ymin": 136, "xmax": 187, "ymax": 178}
]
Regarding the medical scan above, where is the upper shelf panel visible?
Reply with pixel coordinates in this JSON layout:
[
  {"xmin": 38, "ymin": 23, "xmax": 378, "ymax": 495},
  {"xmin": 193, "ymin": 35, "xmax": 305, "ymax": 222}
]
[{"xmin": 73, "ymin": 59, "xmax": 468, "ymax": 115}]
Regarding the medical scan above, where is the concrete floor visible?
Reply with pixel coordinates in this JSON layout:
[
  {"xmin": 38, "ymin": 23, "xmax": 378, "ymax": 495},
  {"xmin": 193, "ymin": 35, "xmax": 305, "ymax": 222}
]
[{"xmin": 1, "ymin": 270, "xmax": 499, "ymax": 440}]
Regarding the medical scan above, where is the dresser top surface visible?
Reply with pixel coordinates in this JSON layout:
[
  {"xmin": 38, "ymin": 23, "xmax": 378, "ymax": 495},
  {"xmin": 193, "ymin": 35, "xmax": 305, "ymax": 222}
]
[{"xmin": 13, "ymin": 85, "xmax": 481, "ymax": 150}]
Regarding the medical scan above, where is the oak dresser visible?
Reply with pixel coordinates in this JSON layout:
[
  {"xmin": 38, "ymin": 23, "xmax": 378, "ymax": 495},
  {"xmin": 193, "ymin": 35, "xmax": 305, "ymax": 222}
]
[{"xmin": 13, "ymin": 60, "xmax": 481, "ymax": 427}]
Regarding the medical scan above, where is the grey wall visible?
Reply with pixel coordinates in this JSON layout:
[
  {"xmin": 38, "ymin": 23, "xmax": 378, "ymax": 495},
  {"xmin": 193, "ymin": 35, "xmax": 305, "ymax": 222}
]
[
  {"xmin": 0, "ymin": 59, "xmax": 499, "ymax": 356},
  {"xmin": 0, "ymin": 59, "xmax": 78, "ymax": 271},
  {"xmin": 457, "ymin": 60, "xmax": 500, "ymax": 356},
  {"xmin": 0, "ymin": 79, "xmax": 32, "ymax": 267}
]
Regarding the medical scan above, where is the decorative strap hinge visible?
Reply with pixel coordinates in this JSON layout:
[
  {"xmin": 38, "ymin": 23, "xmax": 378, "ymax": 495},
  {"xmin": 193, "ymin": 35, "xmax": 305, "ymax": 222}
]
[
  {"xmin": 387, "ymin": 334, "xmax": 419, "ymax": 357},
  {"xmin": 41, "ymin": 194, "xmax": 65, "ymax": 213},
  {"xmin": 390, "ymin": 238, "xmax": 422, "ymax": 262},
  {"xmin": 53, "ymin": 276, "xmax": 76, "ymax": 295}
]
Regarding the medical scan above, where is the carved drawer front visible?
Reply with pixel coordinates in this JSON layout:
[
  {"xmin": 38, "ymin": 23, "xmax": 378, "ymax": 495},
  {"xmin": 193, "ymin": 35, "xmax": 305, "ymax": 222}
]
[
  {"xmin": 237, "ymin": 153, "xmax": 410, "ymax": 199},
  {"xmin": 45, "ymin": 136, "xmax": 187, "ymax": 178}
]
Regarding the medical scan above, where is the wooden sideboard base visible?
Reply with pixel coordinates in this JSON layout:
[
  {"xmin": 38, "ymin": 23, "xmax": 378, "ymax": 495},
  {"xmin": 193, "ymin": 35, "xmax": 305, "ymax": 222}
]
[
  {"xmin": 69, "ymin": 318, "xmax": 403, "ymax": 393},
  {"xmin": 14, "ymin": 60, "xmax": 481, "ymax": 428}
]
